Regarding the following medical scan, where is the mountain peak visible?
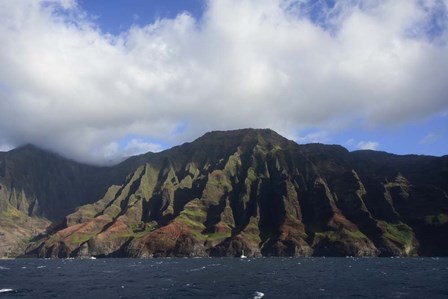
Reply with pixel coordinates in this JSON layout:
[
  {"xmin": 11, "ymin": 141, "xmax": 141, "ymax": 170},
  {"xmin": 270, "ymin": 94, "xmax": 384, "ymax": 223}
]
[
  {"xmin": 8, "ymin": 144, "xmax": 74, "ymax": 163},
  {"xmin": 14, "ymin": 143, "xmax": 39, "ymax": 151},
  {"xmin": 195, "ymin": 128, "xmax": 294, "ymax": 148},
  {"xmin": 201, "ymin": 128, "xmax": 280, "ymax": 139},
  {"xmin": 168, "ymin": 128, "xmax": 296, "ymax": 163},
  {"xmin": 9, "ymin": 144, "xmax": 49, "ymax": 155}
]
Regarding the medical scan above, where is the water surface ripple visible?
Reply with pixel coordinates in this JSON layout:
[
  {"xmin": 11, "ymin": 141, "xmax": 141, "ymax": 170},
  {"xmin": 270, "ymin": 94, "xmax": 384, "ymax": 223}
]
[{"xmin": 0, "ymin": 257, "xmax": 447, "ymax": 298}]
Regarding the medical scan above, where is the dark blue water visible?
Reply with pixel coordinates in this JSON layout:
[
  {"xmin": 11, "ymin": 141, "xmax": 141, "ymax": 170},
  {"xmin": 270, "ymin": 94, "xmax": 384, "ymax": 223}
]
[{"xmin": 0, "ymin": 257, "xmax": 447, "ymax": 298}]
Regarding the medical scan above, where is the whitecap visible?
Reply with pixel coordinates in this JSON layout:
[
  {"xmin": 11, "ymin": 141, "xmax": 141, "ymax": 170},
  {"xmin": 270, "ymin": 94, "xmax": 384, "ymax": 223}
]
[
  {"xmin": 0, "ymin": 266, "xmax": 9, "ymax": 270},
  {"xmin": 253, "ymin": 291, "xmax": 264, "ymax": 299},
  {"xmin": 37, "ymin": 266, "xmax": 46, "ymax": 269},
  {"xmin": 0, "ymin": 289, "xmax": 14, "ymax": 293}
]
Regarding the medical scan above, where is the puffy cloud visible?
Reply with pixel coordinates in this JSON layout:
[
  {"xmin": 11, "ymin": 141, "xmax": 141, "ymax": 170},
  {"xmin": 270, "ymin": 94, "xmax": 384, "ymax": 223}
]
[
  {"xmin": 0, "ymin": 0, "xmax": 447, "ymax": 164},
  {"xmin": 357, "ymin": 141, "xmax": 379, "ymax": 150}
]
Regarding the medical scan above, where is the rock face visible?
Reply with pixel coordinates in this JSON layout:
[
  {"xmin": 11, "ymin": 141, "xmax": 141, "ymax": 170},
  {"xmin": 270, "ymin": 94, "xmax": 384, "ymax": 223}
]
[
  {"xmin": 0, "ymin": 208, "xmax": 50, "ymax": 258},
  {"xmin": 0, "ymin": 145, "xmax": 149, "ymax": 257},
  {"xmin": 28, "ymin": 129, "xmax": 448, "ymax": 258}
]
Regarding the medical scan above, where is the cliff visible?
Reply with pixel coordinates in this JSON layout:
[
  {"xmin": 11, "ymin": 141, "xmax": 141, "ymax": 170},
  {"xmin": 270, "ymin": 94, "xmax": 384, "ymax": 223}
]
[{"xmin": 20, "ymin": 129, "xmax": 447, "ymax": 258}]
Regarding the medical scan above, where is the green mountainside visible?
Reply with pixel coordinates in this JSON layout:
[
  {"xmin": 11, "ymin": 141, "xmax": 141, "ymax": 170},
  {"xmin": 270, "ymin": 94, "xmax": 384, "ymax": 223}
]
[
  {"xmin": 0, "ymin": 145, "xmax": 149, "ymax": 257},
  {"xmin": 1, "ymin": 129, "xmax": 447, "ymax": 258}
]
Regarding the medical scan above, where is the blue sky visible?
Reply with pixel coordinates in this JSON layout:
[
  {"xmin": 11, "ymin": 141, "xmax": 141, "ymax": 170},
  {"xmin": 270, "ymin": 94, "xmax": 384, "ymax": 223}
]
[
  {"xmin": 78, "ymin": 0, "xmax": 205, "ymax": 35},
  {"xmin": 0, "ymin": 0, "xmax": 447, "ymax": 163}
]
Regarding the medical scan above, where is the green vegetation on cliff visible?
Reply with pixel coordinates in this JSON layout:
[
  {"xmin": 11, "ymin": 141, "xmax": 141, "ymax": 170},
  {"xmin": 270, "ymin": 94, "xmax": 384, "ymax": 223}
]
[{"xmin": 0, "ymin": 129, "xmax": 446, "ymax": 258}]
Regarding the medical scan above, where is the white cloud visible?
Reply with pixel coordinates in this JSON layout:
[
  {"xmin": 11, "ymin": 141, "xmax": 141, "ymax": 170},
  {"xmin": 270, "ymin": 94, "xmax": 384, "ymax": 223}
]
[
  {"xmin": 0, "ymin": 143, "xmax": 14, "ymax": 152},
  {"xmin": 419, "ymin": 132, "xmax": 442, "ymax": 144},
  {"xmin": 296, "ymin": 131, "xmax": 330, "ymax": 143},
  {"xmin": 123, "ymin": 139, "xmax": 163, "ymax": 156},
  {"xmin": 102, "ymin": 139, "xmax": 163, "ymax": 163},
  {"xmin": 357, "ymin": 141, "xmax": 379, "ymax": 150},
  {"xmin": 0, "ymin": 0, "xmax": 447, "ymax": 164},
  {"xmin": 345, "ymin": 139, "xmax": 355, "ymax": 147}
]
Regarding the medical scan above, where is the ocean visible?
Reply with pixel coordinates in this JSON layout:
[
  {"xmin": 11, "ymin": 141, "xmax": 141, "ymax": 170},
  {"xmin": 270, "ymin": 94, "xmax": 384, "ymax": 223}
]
[{"xmin": 0, "ymin": 257, "xmax": 447, "ymax": 298}]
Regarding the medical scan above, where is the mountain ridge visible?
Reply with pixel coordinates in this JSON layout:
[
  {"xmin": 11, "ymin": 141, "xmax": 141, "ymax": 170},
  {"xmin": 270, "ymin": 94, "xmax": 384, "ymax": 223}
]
[{"xmin": 0, "ymin": 128, "xmax": 447, "ymax": 258}]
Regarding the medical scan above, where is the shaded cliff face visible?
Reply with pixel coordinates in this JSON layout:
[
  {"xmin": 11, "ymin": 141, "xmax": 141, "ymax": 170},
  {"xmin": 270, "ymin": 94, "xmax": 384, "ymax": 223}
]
[
  {"xmin": 0, "ymin": 145, "xmax": 149, "ymax": 257},
  {"xmin": 0, "ymin": 145, "xmax": 148, "ymax": 221},
  {"xmin": 33, "ymin": 129, "xmax": 448, "ymax": 258}
]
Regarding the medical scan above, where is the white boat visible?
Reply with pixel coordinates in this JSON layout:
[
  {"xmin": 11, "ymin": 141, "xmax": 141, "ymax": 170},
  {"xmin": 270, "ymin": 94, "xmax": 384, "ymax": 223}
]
[{"xmin": 240, "ymin": 250, "xmax": 247, "ymax": 259}]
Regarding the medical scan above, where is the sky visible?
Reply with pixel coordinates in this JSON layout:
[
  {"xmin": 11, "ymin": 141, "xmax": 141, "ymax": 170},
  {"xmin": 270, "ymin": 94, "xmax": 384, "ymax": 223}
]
[{"xmin": 0, "ymin": 0, "xmax": 447, "ymax": 165}]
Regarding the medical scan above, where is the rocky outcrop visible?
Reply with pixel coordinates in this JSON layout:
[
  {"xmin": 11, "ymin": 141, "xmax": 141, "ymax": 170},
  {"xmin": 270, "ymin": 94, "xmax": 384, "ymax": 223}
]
[
  {"xmin": 29, "ymin": 129, "xmax": 447, "ymax": 258},
  {"xmin": 0, "ymin": 207, "xmax": 50, "ymax": 258}
]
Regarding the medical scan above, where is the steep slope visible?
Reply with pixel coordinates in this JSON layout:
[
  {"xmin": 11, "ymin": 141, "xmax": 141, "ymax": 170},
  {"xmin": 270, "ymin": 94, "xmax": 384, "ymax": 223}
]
[
  {"xmin": 34, "ymin": 129, "xmax": 448, "ymax": 257},
  {"xmin": 0, "ymin": 145, "xmax": 149, "ymax": 257},
  {"xmin": 348, "ymin": 151, "xmax": 448, "ymax": 255}
]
